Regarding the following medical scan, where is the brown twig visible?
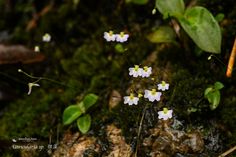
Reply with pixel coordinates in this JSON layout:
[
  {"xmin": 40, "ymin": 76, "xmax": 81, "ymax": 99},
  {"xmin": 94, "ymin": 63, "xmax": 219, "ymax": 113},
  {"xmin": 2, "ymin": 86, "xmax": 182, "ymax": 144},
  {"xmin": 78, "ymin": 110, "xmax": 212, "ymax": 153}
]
[
  {"xmin": 26, "ymin": 1, "xmax": 54, "ymax": 31},
  {"xmin": 218, "ymin": 145, "xmax": 236, "ymax": 157},
  {"xmin": 226, "ymin": 37, "xmax": 236, "ymax": 77}
]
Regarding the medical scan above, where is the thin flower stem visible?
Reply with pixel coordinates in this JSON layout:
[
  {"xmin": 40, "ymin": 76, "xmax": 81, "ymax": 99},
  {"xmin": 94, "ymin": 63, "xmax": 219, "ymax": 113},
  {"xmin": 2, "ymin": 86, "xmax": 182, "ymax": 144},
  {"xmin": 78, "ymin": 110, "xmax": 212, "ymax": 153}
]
[
  {"xmin": 0, "ymin": 71, "xmax": 26, "ymax": 84},
  {"xmin": 208, "ymin": 54, "xmax": 227, "ymax": 68},
  {"xmin": 18, "ymin": 69, "xmax": 76, "ymax": 89},
  {"xmin": 134, "ymin": 103, "xmax": 148, "ymax": 157}
]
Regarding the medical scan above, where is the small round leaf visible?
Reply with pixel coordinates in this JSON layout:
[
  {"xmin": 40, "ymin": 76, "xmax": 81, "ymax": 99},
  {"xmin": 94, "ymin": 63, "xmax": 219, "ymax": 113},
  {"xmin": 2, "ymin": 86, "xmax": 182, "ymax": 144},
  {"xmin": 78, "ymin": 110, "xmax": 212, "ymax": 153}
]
[
  {"xmin": 63, "ymin": 105, "xmax": 82, "ymax": 125},
  {"xmin": 77, "ymin": 114, "xmax": 91, "ymax": 134},
  {"xmin": 83, "ymin": 94, "xmax": 98, "ymax": 111}
]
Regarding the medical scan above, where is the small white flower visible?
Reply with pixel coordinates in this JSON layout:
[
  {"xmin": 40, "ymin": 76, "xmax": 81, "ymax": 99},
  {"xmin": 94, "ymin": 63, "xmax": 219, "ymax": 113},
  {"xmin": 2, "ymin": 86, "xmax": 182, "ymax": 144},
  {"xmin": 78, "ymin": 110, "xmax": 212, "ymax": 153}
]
[
  {"xmin": 28, "ymin": 83, "xmax": 40, "ymax": 95},
  {"xmin": 158, "ymin": 108, "xmax": 173, "ymax": 120},
  {"xmin": 141, "ymin": 66, "xmax": 152, "ymax": 78},
  {"xmin": 129, "ymin": 65, "xmax": 142, "ymax": 77},
  {"xmin": 34, "ymin": 46, "xmax": 40, "ymax": 52},
  {"xmin": 104, "ymin": 31, "xmax": 116, "ymax": 42},
  {"xmin": 157, "ymin": 81, "xmax": 169, "ymax": 91},
  {"xmin": 152, "ymin": 8, "xmax": 157, "ymax": 15},
  {"xmin": 124, "ymin": 93, "xmax": 139, "ymax": 105},
  {"xmin": 144, "ymin": 89, "xmax": 162, "ymax": 102},
  {"xmin": 116, "ymin": 32, "xmax": 129, "ymax": 43},
  {"xmin": 42, "ymin": 33, "xmax": 51, "ymax": 42}
]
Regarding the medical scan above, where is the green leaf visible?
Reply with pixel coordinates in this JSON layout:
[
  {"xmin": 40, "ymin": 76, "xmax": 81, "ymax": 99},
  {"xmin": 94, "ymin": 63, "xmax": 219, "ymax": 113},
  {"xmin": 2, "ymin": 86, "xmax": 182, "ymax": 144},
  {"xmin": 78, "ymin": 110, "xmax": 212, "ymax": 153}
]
[
  {"xmin": 82, "ymin": 93, "xmax": 98, "ymax": 111},
  {"xmin": 215, "ymin": 13, "xmax": 224, "ymax": 22},
  {"xmin": 77, "ymin": 114, "xmax": 91, "ymax": 134},
  {"xmin": 214, "ymin": 82, "xmax": 224, "ymax": 90},
  {"xmin": 115, "ymin": 44, "xmax": 125, "ymax": 53},
  {"xmin": 206, "ymin": 90, "xmax": 221, "ymax": 110},
  {"xmin": 204, "ymin": 87, "xmax": 213, "ymax": 96},
  {"xmin": 78, "ymin": 102, "xmax": 86, "ymax": 113},
  {"xmin": 178, "ymin": 6, "xmax": 222, "ymax": 53},
  {"xmin": 63, "ymin": 105, "xmax": 82, "ymax": 125},
  {"xmin": 147, "ymin": 26, "xmax": 176, "ymax": 43},
  {"xmin": 155, "ymin": 0, "xmax": 185, "ymax": 18}
]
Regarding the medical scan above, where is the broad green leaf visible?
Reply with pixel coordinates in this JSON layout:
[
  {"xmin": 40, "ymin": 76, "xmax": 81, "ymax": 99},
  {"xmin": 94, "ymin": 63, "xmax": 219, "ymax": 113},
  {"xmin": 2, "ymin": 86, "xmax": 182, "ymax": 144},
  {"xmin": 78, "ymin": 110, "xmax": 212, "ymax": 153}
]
[
  {"xmin": 178, "ymin": 6, "xmax": 222, "ymax": 53},
  {"xmin": 214, "ymin": 82, "xmax": 224, "ymax": 90},
  {"xmin": 204, "ymin": 87, "xmax": 213, "ymax": 96},
  {"xmin": 206, "ymin": 90, "xmax": 220, "ymax": 110},
  {"xmin": 155, "ymin": 0, "xmax": 185, "ymax": 18},
  {"xmin": 78, "ymin": 102, "xmax": 86, "ymax": 113},
  {"xmin": 63, "ymin": 105, "xmax": 82, "ymax": 125},
  {"xmin": 77, "ymin": 114, "xmax": 91, "ymax": 134},
  {"xmin": 147, "ymin": 26, "xmax": 176, "ymax": 43},
  {"xmin": 83, "ymin": 93, "xmax": 98, "ymax": 111}
]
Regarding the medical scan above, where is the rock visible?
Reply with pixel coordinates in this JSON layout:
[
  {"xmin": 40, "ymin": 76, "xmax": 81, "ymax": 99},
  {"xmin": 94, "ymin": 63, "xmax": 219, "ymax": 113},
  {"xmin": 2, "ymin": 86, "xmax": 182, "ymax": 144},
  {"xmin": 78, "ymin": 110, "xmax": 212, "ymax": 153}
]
[
  {"xmin": 52, "ymin": 131, "xmax": 99, "ymax": 157},
  {"xmin": 108, "ymin": 90, "xmax": 121, "ymax": 110},
  {"xmin": 106, "ymin": 124, "xmax": 132, "ymax": 157},
  {"xmin": 0, "ymin": 45, "xmax": 45, "ymax": 64},
  {"xmin": 143, "ymin": 121, "xmax": 204, "ymax": 156},
  {"xmin": 53, "ymin": 124, "xmax": 132, "ymax": 157}
]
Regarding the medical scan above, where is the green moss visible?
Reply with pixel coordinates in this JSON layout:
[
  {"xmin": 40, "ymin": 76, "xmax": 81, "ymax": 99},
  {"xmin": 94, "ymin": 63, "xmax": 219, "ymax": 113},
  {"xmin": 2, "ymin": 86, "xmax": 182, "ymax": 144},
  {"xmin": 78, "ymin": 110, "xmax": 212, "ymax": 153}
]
[
  {"xmin": 220, "ymin": 89, "xmax": 236, "ymax": 146},
  {"xmin": 0, "ymin": 90, "xmax": 61, "ymax": 139}
]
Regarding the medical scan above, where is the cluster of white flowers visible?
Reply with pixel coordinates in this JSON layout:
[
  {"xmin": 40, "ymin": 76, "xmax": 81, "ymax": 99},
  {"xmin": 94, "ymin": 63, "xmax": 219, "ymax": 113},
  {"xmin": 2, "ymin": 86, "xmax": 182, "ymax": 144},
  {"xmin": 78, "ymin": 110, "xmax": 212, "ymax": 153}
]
[
  {"xmin": 129, "ymin": 65, "xmax": 152, "ymax": 78},
  {"xmin": 104, "ymin": 31, "xmax": 129, "ymax": 43},
  {"xmin": 124, "ymin": 65, "xmax": 172, "ymax": 120}
]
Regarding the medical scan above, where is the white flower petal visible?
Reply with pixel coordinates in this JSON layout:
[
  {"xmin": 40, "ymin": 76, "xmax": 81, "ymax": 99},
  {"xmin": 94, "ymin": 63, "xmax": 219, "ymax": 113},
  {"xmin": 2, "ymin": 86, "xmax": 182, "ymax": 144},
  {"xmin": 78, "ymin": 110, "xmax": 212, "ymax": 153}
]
[
  {"xmin": 158, "ymin": 109, "xmax": 173, "ymax": 120},
  {"xmin": 116, "ymin": 33, "xmax": 129, "ymax": 43},
  {"xmin": 104, "ymin": 32, "xmax": 116, "ymax": 42},
  {"xmin": 123, "ymin": 95, "xmax": 139, "ymax": 105},
  {"xmin": 42, "ymin": 33, "xmax": 51, "ymax": 42},
  {"xmin": 144, "ymin": 90, "xmax": 149, "ymax": 98}
]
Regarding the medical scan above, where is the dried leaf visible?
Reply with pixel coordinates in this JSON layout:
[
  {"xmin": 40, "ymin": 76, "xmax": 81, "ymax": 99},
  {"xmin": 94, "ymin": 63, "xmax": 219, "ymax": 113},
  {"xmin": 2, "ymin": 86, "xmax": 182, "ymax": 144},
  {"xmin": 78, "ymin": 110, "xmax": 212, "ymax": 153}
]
[{"xmin": 0, "ymin": 45, "xmax": 45, "ymax": 64}]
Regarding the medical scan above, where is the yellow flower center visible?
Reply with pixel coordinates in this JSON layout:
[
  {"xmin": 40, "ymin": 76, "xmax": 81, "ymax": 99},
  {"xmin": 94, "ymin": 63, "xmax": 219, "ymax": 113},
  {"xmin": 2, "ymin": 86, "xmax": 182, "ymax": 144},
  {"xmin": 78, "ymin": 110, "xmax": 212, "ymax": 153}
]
[
  {"xmin": 138, "ymin": 93, "xmax": 143, "ymax": 98},
  {"xmin": 129, "ymin": 93, "xmax": 134, "ymax": 100},
  {"xmin": 143, "ymin": 66, "xmax": 148, "ymax": 72},
  {"xmin": 151, "ymin": 89, "xmax": 156, "ymax": 95},
  {"xmin": 161, "ymin": 81, "xmax": 166, "ymax": 86},
  {"xmin": 109, "ymin": 31, "xmax": 113, "ymax": 36},
  {"xmin": 163, "ymin": 108, "xmax": 168, "ymax": 114},
  {"xmin": 120, "ymin": 32, "xmax": 125, "ymax": 37},
  {"xmin": 134, "ymin": 65, "xmax": 139, "ymax": 71}
]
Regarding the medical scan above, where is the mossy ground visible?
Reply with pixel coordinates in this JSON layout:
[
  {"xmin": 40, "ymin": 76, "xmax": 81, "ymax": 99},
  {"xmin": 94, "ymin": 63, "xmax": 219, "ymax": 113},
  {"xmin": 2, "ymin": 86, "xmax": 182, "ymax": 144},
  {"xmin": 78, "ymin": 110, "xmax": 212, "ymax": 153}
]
[{"xmin": 0, "ymin": 0, "xmax": 236, "ymax": 156}]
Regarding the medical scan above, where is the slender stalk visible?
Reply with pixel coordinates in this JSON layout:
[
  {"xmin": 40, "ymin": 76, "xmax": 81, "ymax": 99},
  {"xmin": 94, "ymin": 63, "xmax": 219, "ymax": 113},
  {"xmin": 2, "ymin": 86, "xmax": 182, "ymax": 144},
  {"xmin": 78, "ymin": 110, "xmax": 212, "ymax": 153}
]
[
  {"xmin": 218, "ymin": 145, "xmax": 236, "ymax": 157},
  {"xmin": 134, "ymin": 103, "xmax": 148, "ymax": 157},
  {"xmin": 18, "ymin": 69, "xmax": 76, "ymax": 89},
  {"xmin": 226, "ymin": 37, "xmax": 236, "ymax": 77}
]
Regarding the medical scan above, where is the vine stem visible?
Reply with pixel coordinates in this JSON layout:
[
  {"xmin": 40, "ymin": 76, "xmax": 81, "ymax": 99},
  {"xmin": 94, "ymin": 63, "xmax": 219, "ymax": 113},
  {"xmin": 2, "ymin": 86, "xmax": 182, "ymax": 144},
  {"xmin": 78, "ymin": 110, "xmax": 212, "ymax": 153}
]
[{"xmin": 134, "ymin": 103, "xmax": 148, "ymax": 157}]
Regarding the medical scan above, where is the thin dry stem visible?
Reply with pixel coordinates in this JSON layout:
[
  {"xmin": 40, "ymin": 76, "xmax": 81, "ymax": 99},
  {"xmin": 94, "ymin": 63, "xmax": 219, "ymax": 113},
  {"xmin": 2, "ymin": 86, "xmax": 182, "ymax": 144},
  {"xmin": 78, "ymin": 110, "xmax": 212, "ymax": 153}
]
[
  {"xmin": 226, "ymin": 37, "xmax": 236, "ymax": 77},
  {"xmin": 218, "ymin": 145, "xmax": 236, "ymax": 157}
]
